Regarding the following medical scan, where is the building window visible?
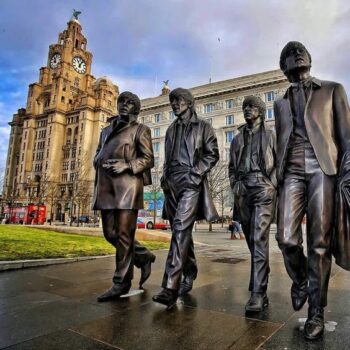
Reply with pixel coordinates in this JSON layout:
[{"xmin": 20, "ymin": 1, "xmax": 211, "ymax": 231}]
[
  {"xmin": 169, "ymin": 111, "xmax": 175, "ymax": 120},
  {"xmin": 204, "ymin": 103, "xmax": 215, "ymax": 113},
  {"xmin": 265, "ymin": 91, "xmax": 275, "ymax": 102},
  {"xmin": 62, "ymin": 173, "xmax": 68, "ymax": 182},
  {"xmin": 226, "ymin": 115, "xmax": 234, "ymax": 125},
  {"xmin": 225, "ymin": 131, "xmax": 234, "ymax": 143},
  {"xmin": 61, "ymin": 96, "xmax": 65, "ymax": 103},
  {"xmin": 226, "ymin": 99, "xmax": 234, "ymax": 109},
  {"xmin": 153, "ymin": 142, "xmax": 160, "ymax": 153},
  {"xmin": 153, "ymin": 128, "xmax": 160, "ymax": 137},
  {"xmin": 74, "ymin": 77, "xmax": 80, "ymax": 88},
  {"xmin": 266, "ymin": 108, "xmax": 274, "ymax": 120},
  {"xmin": 154, "ymin": 114, "xmax": 161, "ymax": 123},
  {"xmin": 69, "ymin": 173, "xmax": 75, "ymax": 182}
]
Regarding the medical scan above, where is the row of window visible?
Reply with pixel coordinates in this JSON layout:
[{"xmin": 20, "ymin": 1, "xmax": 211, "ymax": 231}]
[
  {"xmin": 149, "ymin": 109, "xmax": 274, "ymax": 138},
  {"xmin": 203, "ymin": 92, "xmax": 275, "ymax": 114},
  {"xmin": 35, "ymin": 141, "xmax": 46, "ymax": 150},
  {"xmin": 144, "ymin": 97, "xmax": 275, "ymax": 127},
  {"xmin": 37, "ymin": 130, "xmax": 47, "ymax": 139},
  {"xmin": 37, "ymin": 120, "xmax": 48, "ymax": 128},
  {"xmin": 63, "ymin": 147, "xmax": 80, "ymax": 159},
  {"xmin": 61, "ymin": 172, "xmax": 77, "ymax": 183},
  {"xmin": 62, "ymin": 161, "xmax": 76, "ymax": 171},
  {"xmin": 67, "ymin": 116, "xmax": 79, "ymax": 124}
]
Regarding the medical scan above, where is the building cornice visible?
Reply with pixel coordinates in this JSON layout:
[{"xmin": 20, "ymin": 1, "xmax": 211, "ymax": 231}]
[{"xmin": 140, "ymin": 69, "xmax": 287, "ymax": 112}]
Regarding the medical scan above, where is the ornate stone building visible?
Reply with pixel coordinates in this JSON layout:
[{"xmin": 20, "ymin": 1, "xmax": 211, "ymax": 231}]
[
  {"xmin": 3, "ymin": 14, "xmax": 289, "ymax": 221},
  {"xmin": 3, "ymin": 15, "xmax": 118, "ymax": 220},
  {"xmin": 140, "ymin": 71, "xmax": 289, "ymax": 169},
  {"xmin": 140, "ymin": 72, "xmax": 289, "ymax": 217}
]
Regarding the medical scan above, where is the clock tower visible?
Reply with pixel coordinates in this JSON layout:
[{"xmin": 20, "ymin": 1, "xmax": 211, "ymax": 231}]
[{"xmin": 4, "ymin": 13, "xmax": 119, "ymax": 221}]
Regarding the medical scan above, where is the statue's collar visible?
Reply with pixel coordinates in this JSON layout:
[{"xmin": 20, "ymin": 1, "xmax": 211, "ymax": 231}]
[{"xmin": 283, "ymin": 77, "xmax": 321, "ymax": 98}]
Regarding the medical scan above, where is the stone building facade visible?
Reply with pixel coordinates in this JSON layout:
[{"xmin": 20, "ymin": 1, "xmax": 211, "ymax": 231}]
[
  {"xmin": 140, "ymin": 72, "xmax": 289, "ymax": 217},
  {"xmin": 3, "ymin": 16, "xmax": 118, "ymax": 220},
  {"xmin": 3, "ymin": 15, "xmax": 289, "ymax": 221}
]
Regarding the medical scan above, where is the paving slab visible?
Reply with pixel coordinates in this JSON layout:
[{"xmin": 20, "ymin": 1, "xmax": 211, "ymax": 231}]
[
  {"xmin": 72, "ymin": 303, "xmax": 281, "ymax": 350},
  {"xmin": 3, "ymin": 330, "xmax": 119, "ymax": 350},
  {"xmin": 1, "ymin": 227, "xmax": 350, "ymax": 349}
]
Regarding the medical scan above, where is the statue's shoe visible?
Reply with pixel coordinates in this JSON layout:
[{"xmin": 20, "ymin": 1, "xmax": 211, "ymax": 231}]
[
  {"xmin": 245, "ymin": 292, "xmax": 269, "ymax": 312},
  {"xmin": 152, "ymin": 288, "xmax": 178, "ymax": 308},
  {"xmin": 97, "ymin": 283, "xmax": 131, "ymax": 302},
  {"xmin": 304, "ymin": 307, "xmax": 324, "ymax": 340}
]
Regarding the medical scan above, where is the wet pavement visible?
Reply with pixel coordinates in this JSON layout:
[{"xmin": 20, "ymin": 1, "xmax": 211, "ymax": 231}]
[{"xmin": 1, "ymin": 225, "xmax": 349, "ymax": 349}]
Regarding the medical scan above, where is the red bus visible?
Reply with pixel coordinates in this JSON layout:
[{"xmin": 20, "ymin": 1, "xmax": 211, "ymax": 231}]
[{"xmin": 3, "ymin": 205, "xmax": 46, "ymax": 225}]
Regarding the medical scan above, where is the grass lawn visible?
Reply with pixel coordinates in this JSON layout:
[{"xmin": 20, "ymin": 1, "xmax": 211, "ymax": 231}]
[{"xmin": 0, "ymin": 225, "xmax": 169, "ymax": 261}]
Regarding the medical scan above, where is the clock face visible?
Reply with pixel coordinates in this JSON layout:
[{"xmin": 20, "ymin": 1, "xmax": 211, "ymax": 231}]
[
  {"xmin": 50, "ymin": 53, "xmax": 61, "ymax": 69},
  {"xmin": 72, "ymin": 56, "xmax": 87, "ymax": 74}
]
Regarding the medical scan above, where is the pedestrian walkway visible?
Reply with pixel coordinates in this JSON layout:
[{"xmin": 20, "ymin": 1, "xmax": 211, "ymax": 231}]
[{"xmin": 0, "ymin": 228, "xmax": 349, "ymax": 349}]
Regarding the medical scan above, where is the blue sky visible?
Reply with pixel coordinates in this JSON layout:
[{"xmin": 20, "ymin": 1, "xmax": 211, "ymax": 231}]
[{"xmin": 0, "ymin": 0, "xmax": 349, "ymax": 172}]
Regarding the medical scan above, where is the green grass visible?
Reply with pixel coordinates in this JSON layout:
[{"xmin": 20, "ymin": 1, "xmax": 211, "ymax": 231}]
[{"xmin": 0, "ymin": 226, "xmax": 169, "ymax": 261}]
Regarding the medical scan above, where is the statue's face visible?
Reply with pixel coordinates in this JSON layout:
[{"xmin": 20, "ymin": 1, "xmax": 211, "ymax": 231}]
[
  {"xmin": 243, "ymin": 103, "xmax": 260, "ymax": 125},
  {"xmin": 118, "ymin": 97, "xmax": 136, "ymax": 117},
  {"xmin": 170, "ymin": 97, "xmax": 190, "ymax": 118},
  {"xmin": 284, "ymin": 45, "xmax": 311, "ymax": 73}
]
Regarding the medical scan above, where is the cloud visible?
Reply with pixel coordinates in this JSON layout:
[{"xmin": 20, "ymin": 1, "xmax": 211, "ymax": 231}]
[{"xmin": 0, "ymin": 0, "xmax": 349, "ymax": 169}]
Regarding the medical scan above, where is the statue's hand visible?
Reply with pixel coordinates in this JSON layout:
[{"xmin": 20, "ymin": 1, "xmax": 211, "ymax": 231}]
[
  {"xmin": 102, "ymin": 161, "xmax": 130, "ymax": 175},
  {"xmin": 232, "ymin": 181, "xmax": 246, "ymax": 196}
]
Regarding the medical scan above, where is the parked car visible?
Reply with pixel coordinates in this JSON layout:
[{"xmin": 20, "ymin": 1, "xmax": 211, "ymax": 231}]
[
  {"xmin": 79, "ymin": 215, "xmax": 90, "ymax": 223},
  {"xmin": 136, "ymin": 218, "xmax": 169, "ymax": 230}
]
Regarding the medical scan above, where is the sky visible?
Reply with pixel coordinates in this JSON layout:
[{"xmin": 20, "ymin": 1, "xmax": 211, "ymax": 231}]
[{"xmin": 0, "ymin": 0, "xmax": 349, "ymax": 172}]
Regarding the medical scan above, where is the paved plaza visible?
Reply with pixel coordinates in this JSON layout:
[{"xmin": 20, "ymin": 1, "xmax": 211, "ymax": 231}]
[{"xmin": 1, "ymin": 225, "xmax": 350, "ymax": 349}]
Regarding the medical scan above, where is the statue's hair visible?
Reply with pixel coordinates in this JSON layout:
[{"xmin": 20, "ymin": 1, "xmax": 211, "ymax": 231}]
[
  {"xmin": 169, "ymin": 88, "xmax": 195, "ymax": 106},
  {"xmin": 169, "ymin": 88, "xmax": 197, "ymax": 115},
  {"xmin": 279, "ymin": 41, "xmax": 312, "ymax": 73},
  {"xmin": 117, "ymin": 91, "xmax": 141, "ymax": 115},
  {"xmin": 242, "ymin": 95, "xmax": 266, "ymax": 121}
]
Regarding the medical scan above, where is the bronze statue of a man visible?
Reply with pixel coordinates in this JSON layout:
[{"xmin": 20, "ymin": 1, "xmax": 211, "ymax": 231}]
[
  {"xmin": 275, "ymin": 41, "xmax": 350, "ymax": 340},
  {"xmin": 93, "ymin": 91, "xmax": 155, "ymax": 302},
  {"xmin": 229, "ymin": 96, "xmax": 277, "ymax": 312},
  {"xmin": 153, "ymin": 88, "xmax": 219, "ymax": 308}
]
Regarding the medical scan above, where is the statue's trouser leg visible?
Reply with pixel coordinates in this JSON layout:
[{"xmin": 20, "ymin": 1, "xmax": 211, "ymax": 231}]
[
  {"xmin": 237, "ymin": 177, "xmax": 275, "ymax": 293},
  {"xmin": 277, "ymin": 145, "xmax": 335, "ymax": 307},
  {"xmin": 101, "ymin": 209, "xmax": 137, "ymax": 286},
  {"xmin": 162, "ymin": 174, "xmax": 200, "ymax": 290},
  {"xmin": 100, "ymin": 209, "xmax": 152, "ymax": 269},
  {"xmin": 134, "ymin": 241, "xmax": 154, "ymax": 268}
]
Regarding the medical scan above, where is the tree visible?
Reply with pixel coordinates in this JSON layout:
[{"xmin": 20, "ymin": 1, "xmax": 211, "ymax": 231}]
[
  {"xmin": 207, "ymin": 160, "xmax": 231, "ymax": 231},
  {"xmin": 43, "ymin": 178, "xmax": 60, "ymax": 225},
  {"xmin": 68, "ymin": 152, "xmax": 94, "ymax": 226},
  {"xmin": 147, "ymin": 165, "xmax": 163, "ymax": 226}
]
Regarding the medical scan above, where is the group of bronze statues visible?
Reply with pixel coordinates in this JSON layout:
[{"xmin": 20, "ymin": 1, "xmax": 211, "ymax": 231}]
[{"xmin": 93, "ymin": 41, "xmax": 350, "ymax": 341}]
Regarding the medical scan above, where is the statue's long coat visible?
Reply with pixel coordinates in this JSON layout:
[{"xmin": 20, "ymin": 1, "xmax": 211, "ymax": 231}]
[{"xmin": 93, "ymin": 117, "xmax": 154, "ymax": 210}]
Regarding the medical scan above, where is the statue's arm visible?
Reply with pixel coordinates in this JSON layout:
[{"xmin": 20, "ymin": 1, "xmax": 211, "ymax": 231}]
[
  {"xmin": 93, "ymin": 131, "xmax": 103, "ymax": 169},
  {"xmin": 334, "ymin": 83, "xmax": 350, "ymax": 155},
  {"xmin": 269, "ymin": 129, "xmax": 277, "ymax": 188},
  {"xmin": 228, "ymin": 137, "xmax": 237, "ymax": 189},
  {"xmin": 129, "ymin": 126, "xmax": 154, "ymax": 174},
  {"xmin": 192, "ymin": 122, "xmax": 219, "ymax": 178}
]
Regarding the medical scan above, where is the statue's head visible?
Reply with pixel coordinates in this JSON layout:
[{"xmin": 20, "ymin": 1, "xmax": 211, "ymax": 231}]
[
  {"xmin": 242, "ymin": 96, "xmax": 266, "ymax": 125},
  {"xmin": 117, "ymin": 91, "xmax": 141, "ymax": 117},
  {"xmin": 279, "ymin": 41, "xmax": 312, "ymax": 76},
  {"xmin": 169, "ymin": 88, "xmax": 195, "ymax": 118}
]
